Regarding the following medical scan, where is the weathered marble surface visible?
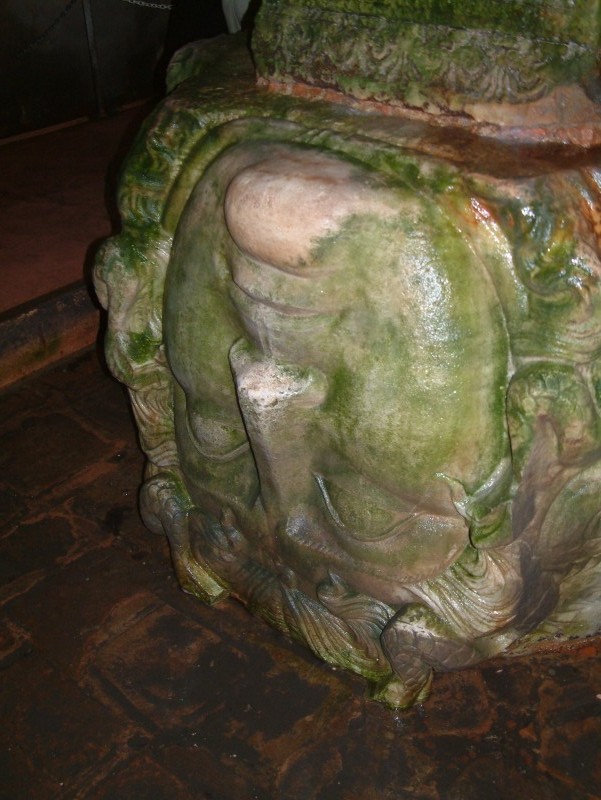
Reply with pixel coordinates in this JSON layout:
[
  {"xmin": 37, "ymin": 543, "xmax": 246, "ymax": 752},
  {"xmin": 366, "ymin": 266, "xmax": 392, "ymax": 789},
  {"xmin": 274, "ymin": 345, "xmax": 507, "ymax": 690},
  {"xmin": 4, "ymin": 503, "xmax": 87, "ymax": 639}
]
[
  {"xmin": 253, "ymin": 0, "xmax": 601, "ymax": 145},
  {"xmin": 95, "ymin": 33, "xmax": 601, "ymax": 707}
]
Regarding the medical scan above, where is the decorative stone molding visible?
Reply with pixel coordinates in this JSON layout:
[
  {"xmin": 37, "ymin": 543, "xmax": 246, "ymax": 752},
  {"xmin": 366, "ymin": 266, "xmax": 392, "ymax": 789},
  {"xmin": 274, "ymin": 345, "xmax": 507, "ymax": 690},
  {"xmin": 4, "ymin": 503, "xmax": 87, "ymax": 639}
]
[{"xmin": 253, "ymin": 0, "xmax": 601, "ymax": 144}]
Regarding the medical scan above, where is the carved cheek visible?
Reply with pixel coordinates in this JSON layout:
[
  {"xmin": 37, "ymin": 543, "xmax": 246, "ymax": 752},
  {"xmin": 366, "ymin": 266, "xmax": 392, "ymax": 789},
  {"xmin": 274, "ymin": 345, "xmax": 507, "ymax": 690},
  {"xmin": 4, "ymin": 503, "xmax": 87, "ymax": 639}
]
[{"xmin": 223, "ymin": 151, "xmax": 396, "ymax": 273}]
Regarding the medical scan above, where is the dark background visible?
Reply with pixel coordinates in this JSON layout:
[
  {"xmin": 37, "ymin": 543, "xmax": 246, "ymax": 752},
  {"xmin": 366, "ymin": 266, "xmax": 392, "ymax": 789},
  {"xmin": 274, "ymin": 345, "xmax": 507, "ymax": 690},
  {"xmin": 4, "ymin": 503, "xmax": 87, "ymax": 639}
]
[{"xmin": 0, "ymin": 0, "xmax": 227, "ymax": 139}]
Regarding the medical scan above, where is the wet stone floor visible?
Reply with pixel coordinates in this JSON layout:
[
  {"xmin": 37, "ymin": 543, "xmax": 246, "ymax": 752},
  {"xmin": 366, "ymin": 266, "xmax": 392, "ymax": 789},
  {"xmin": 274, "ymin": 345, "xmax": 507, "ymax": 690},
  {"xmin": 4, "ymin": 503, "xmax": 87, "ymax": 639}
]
[{"xmin": 0, "ymin": 350, "xmax": 600, "ymax": 800}]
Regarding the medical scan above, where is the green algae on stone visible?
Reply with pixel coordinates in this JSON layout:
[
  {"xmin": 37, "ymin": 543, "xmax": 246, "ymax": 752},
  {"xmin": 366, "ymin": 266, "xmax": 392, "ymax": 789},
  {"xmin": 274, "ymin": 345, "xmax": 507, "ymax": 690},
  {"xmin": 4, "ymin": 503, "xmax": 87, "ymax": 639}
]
[
  {"xmin": 95, "ymin": 32, "xmax": 601, "ymax": 709},
  {"xmin": 253, "ymin": 0, "xmax": 601, "ymax": 111},
  {"xmin": 288, "ymin": 0, "xmax": 600, "ymax": 45}
]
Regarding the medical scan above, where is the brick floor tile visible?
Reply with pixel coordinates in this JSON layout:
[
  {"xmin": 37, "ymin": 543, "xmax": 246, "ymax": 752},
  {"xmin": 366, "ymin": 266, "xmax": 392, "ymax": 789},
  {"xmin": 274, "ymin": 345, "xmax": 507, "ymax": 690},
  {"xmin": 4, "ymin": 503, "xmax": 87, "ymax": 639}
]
[
  {"xmin": 66, "ymin": 445, "xmax": 164, "ymax": 563},
  {"xmin": 0, "ymin": 483, "xmax": 27, "ymax": 528},
  {"xmin": 38, "ymin": 354, "xmax": 132, "ymax": 443},
  {"xmin": 4, "ymin": 547, "xmax": 169, "ymax": 674},
  {"xmin": 0, "ymin": 740, "xmax": 61, "ymax": 800},
  {"xmin": 480, "ymin": 659, "xmax": 541, "ymax": 713},
  {"xmin": 273, "ymin": 705, "xmax": 439, "ymax": 800},
  {"xmin": 0, "ymin": 410, "xmax": 114, "ymax": 497},
  {"xmin": 0, "ymin": 617, "xmax": 33, "ymax": 670},
  {"xmin": 445, "ymin": 753, "xmax": 590, "ymax": 800},
  {"xmin": 1, "ymin": 515, "xmax": 82, "ymax": 586},
  {"xmin": 0, "ymin": 655, "xmax": 137, "ymax": 792},
  {"xmin": 160, "ymin": 743, "xmax": 271, "ymax": 800},
  {"xmin": 91, "ymin": 604, "xmax": 240, "ymax": 732},
  {"xmin": 77, "ymin": 754, "xmax": 195, "ymax": 800},
  {"xmin": 538, "ymin": 671, "xmax": 601, "ymax": 796},
  {"xmin": 0, "ymin": 377, "xmax": 53, "ymax": 432},
  {"xmin": 423, "ymin": 669, "xmax": 493, "ymax": 735}
]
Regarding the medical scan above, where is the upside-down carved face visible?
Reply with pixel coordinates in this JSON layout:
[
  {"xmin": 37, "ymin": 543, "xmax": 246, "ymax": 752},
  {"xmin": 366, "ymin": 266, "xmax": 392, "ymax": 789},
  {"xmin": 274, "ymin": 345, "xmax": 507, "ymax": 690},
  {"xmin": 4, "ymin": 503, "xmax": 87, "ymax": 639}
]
[{"xmin": 164, "ymin": 142, "xmax": 511, "ymax": 603}]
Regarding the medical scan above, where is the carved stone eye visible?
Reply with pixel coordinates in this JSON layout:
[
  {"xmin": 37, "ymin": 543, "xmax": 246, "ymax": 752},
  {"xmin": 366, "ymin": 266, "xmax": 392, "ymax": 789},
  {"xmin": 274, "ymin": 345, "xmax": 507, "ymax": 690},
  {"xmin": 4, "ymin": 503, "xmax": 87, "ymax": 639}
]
[
  {"xmin": 312, "ymin": 472, "xmax": 467, "ymax": 580},
  {"xmin": 315, "ymin": 473, "xmax": 411, "ymax": 541},
  {"xmin": 185, "ymin": 409, "xmax": 250, "ymax": 462}
]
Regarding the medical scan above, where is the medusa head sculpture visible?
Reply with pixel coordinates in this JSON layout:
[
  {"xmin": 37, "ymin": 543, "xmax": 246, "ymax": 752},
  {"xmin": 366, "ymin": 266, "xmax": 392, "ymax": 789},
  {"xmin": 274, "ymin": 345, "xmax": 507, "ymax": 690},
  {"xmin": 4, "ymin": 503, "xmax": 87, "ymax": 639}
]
[{"xmin": 95, "ymin": 102, "xmax": 601, "ymax": 707}]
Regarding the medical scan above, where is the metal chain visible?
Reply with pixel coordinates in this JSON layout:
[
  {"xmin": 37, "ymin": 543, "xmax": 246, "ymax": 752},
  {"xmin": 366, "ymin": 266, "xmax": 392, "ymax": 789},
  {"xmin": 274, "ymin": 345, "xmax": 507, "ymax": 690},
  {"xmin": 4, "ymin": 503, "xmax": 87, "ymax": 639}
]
[
  {"xmin": 12, "ymin": 0, "xmax": 172, "ymax": 67},
  {"xmin": 119, "ymin": 0, "xmax": 173, "ymax": 9},
  {"xmin": 16, "ymin": 0, "xmax": 80, "ymax": 61}
]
